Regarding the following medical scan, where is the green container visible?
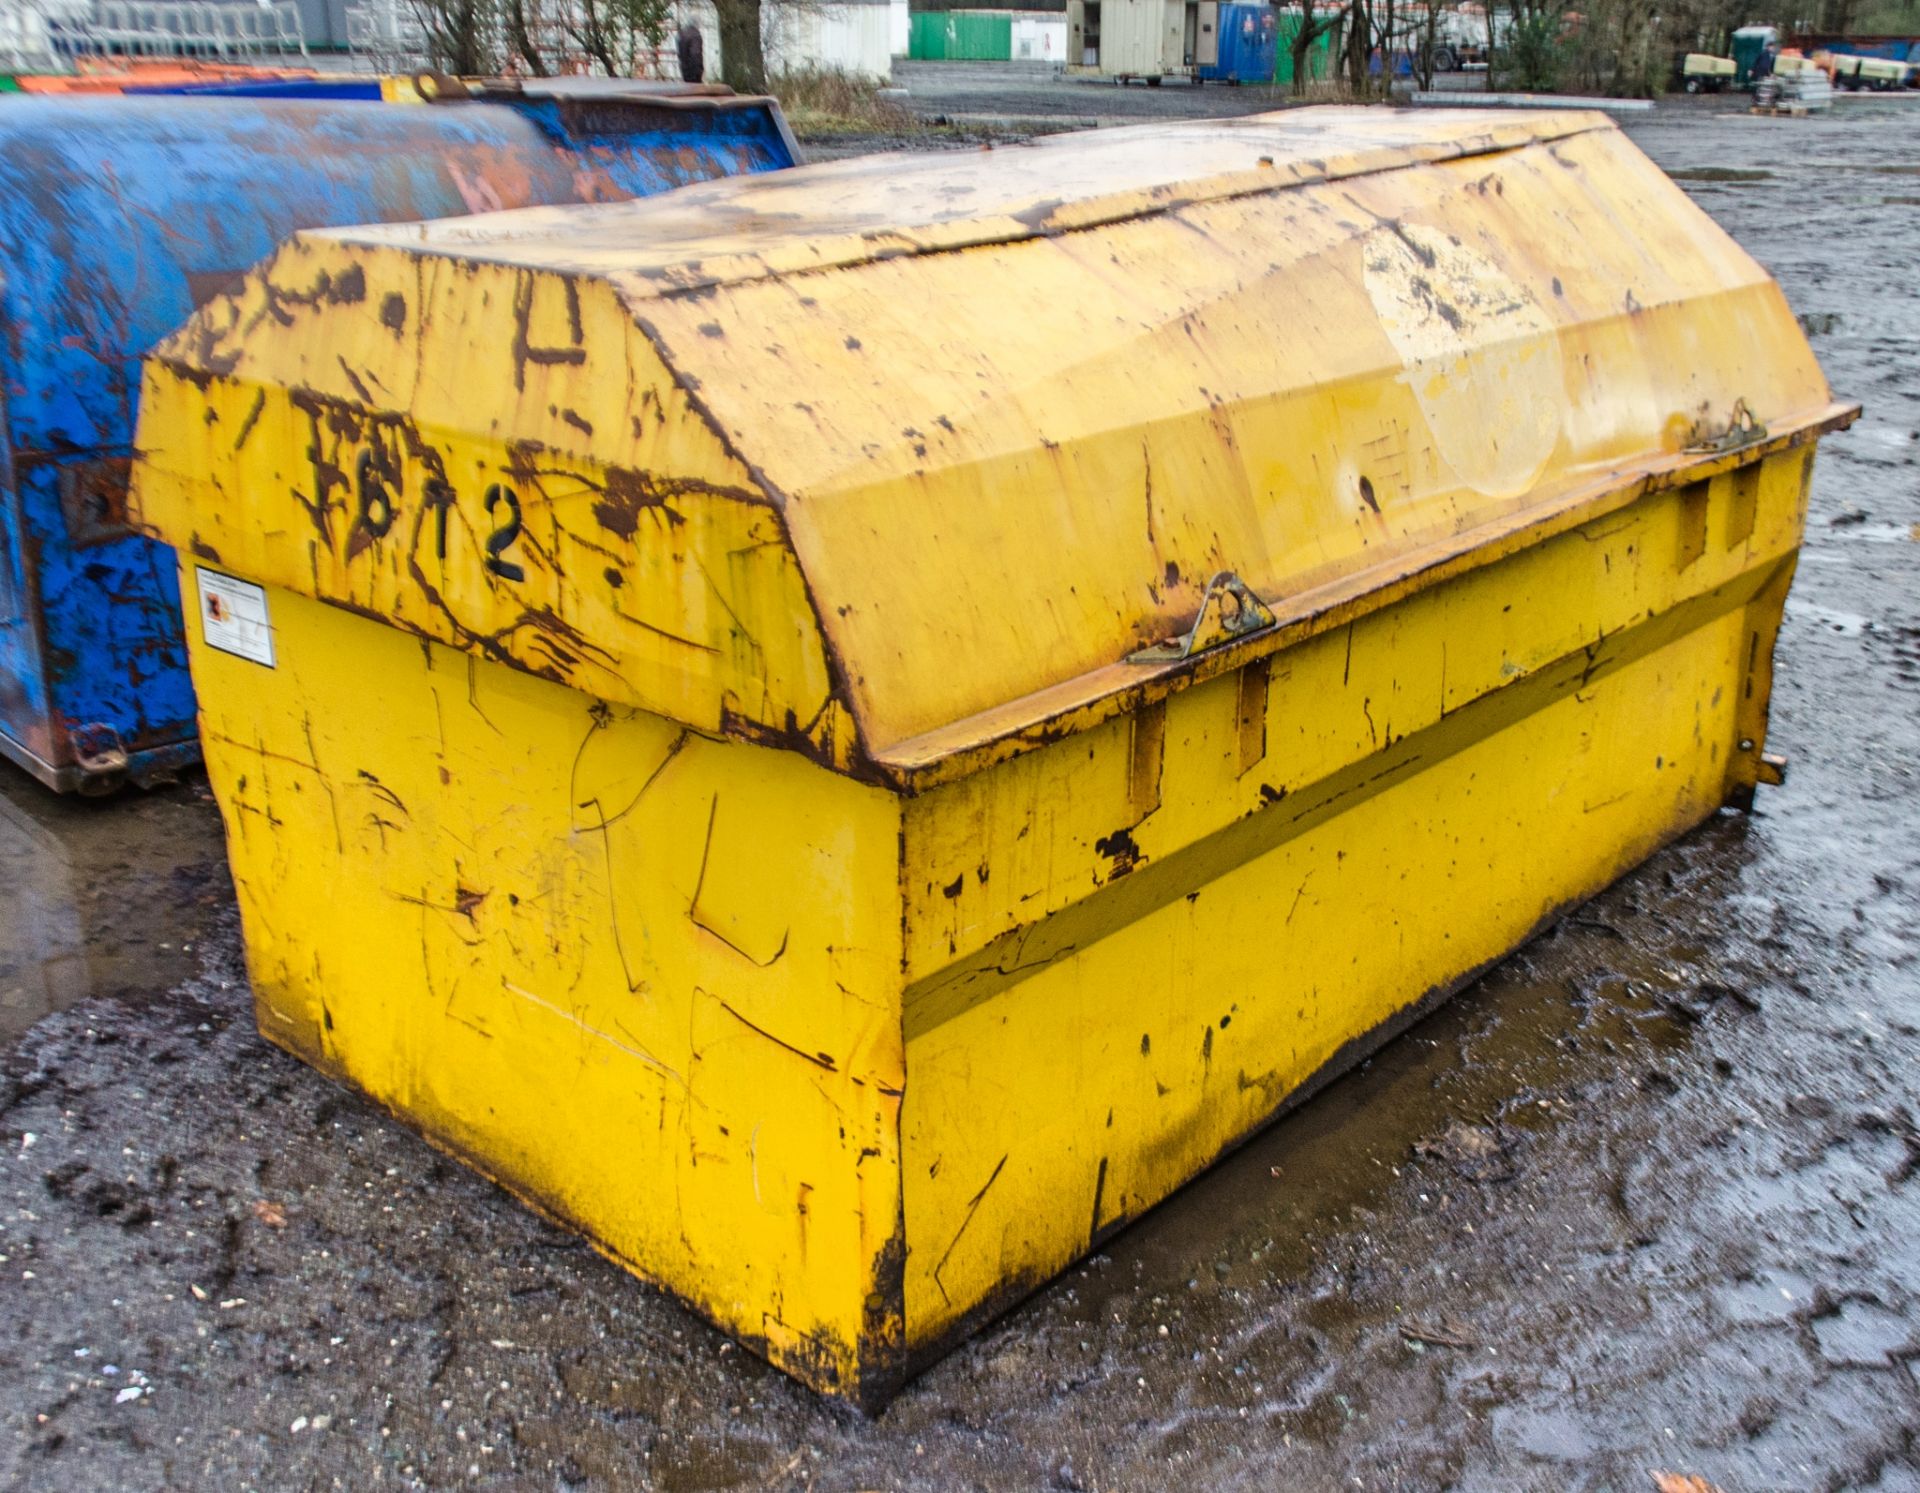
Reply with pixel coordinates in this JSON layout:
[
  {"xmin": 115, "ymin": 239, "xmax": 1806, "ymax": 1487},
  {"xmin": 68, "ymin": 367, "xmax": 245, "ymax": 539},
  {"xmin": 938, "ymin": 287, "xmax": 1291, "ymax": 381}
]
[
  {"xmin": 953, "ymin": 10, "xmax": 1012, "ymax": 59},
  {"xmin": 909, "ymin": 12, "xmax": 948, "ymax": 58},
  {"xmin": 0, "ymin": 77, "xmax": 21, "ymax": 93},
  {"xmin": 909, "ymin": 9, "xmax": 1013, "ymax": 60},
  {"xmin": 1730, "ymin": 25, "xmax": 1776, "ymax": 85},
  {"xmin": 1273, "ymin": 13, "xmax": 1333, "ymax": 85}
]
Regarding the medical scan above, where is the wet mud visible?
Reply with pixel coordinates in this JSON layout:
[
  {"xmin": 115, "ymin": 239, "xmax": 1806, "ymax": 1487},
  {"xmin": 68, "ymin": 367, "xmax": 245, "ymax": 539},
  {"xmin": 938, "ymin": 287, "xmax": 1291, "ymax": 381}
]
[{"xmin": 3, "ymin": 93, "xmax": 1919, "ymax": 1492}]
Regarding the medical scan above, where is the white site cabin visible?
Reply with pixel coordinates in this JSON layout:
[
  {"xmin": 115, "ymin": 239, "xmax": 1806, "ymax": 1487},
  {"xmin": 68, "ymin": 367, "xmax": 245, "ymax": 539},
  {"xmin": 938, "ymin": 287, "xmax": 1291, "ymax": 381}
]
[{"xmin": 1067, "ymin": 0, "xmax": 1219, "ymax": 81}]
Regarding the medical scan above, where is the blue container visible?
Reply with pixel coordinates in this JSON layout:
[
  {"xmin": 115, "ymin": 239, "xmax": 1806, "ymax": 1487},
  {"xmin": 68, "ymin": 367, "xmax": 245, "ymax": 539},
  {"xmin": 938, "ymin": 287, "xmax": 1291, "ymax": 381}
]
[
  {"xmin": 1805, "ymin": 36, "xmax": 1920, "ymax": 63},
  {"xmin": 0, "ymin": 89, "xmax": 798, "ymax": 792},
  {"xmin": 128, "ymin": 77, "xmax": 389, "ymax": 99},
  {"xmin": 1200, "ymin": 4, "xmax": 1278, "ymax": 83}
]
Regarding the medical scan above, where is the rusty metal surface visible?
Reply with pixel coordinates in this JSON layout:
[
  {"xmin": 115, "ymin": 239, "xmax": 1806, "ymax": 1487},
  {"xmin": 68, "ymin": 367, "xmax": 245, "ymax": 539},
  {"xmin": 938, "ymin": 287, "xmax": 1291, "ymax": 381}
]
[
  {"xmin": 127, "ymin": 105, "xmax": 1858, "ymax": 1405},
  {"xmin": 138, "ymin": 107, "xmax": 1853, "ymax": 790},
  {"xmin": 0, "ymin": 91, "xmax": 1912, "ymax": 1488},
  {"xmin": 0, "ymin": 92, "xmax": 796, "ymax": 792}
]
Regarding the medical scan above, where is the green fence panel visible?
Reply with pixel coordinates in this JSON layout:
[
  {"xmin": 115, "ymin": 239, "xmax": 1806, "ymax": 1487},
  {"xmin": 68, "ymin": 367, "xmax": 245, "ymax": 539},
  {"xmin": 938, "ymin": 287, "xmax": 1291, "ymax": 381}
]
[
  {"xmin": 910, "ymin": 12, "xmax": 949, "ymax": 59},
  {"xmin": 1273, "ymin": 14, "xmax": 1334, "ymax": 84},
  {"xmin": 950, "ymin": 10, "xmax": 1013, "ymax": 59},
  {"xmin": 910, "ymin": 10, "xmax": 1013, "ymax": 61}
]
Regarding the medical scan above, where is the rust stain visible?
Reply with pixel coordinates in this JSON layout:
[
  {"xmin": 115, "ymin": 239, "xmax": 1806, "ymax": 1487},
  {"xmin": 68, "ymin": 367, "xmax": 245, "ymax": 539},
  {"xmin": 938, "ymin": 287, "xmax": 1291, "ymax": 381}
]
[
  {"xmin": 592, "ymin": 466, "xmax": 688, "ymax": 538},
  {"xmin": 510, "ymin": 270, "xmax": 587, "ymax": 393}
]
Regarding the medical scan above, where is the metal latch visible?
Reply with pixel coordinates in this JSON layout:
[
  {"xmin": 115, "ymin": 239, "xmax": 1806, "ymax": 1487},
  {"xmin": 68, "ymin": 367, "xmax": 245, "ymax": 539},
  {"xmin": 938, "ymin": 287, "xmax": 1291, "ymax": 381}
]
[
  {"xmin": 69, "ymin": 722, "xmax": 129, "ymax": 795},
  {"xmin": 58, "ymin": 456, "xmax": 135, "ymax": 549},
  {"xmin": 1128, "ymin": 571, "xmax": 1276, "ymax": 665},
  {"xmin": 1686, "ymin": 398, "xmax": 1768, "ymax": 455},
  {"xmin": 413, "ymin": 69, "xmax": 473, "ymax": 102}
]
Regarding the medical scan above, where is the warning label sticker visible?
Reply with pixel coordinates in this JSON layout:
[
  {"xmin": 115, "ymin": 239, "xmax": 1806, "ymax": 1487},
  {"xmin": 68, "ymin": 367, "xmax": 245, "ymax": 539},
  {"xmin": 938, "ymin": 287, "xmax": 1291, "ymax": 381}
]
[{"xmin": 196, "ymin": 568, "xmax": 276, "ymax": 668}]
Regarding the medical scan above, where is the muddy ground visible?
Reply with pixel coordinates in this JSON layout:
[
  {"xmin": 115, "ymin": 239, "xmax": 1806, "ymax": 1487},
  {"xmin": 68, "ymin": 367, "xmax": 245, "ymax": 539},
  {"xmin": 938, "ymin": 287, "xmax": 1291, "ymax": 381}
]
[{"xmin": 3, "ymin": 80, "xmax": 1919, "ymax": 1493}]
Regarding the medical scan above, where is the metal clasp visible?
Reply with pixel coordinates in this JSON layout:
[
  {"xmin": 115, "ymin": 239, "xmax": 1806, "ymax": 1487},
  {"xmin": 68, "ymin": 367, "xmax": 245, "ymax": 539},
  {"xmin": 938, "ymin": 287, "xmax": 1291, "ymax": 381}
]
[
  {"xmin": 69, "ymin": 722, "xmax": 129, "ymax": 796},
  {"xmin": 1686, "ymin": 398, "xmax": 1768, "ymax": 455},
  {"xmin": 413, "ymin": 69, "xmax": 474, "ymax": 102},
  {"xmin": 1127, "ymin": 571, "xmax": 1276, "ymax": 665},
  {"xmin": 57, "ymin": 456, "xmax": 135, "ymax": 549}
]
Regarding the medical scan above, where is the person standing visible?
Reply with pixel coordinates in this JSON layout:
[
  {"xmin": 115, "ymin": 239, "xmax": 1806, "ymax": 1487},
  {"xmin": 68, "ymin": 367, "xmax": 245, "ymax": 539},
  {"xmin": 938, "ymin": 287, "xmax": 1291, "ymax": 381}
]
[{"xmin": 676, "ymin": 21, "xmax": 705, "ymax": 83}]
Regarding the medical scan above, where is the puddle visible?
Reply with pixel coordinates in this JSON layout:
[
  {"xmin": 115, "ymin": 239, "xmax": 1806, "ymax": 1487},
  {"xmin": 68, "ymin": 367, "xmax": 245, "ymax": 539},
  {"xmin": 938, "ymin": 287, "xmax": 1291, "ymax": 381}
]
[
  {"xmin": 1853, "ymin": 425, "xmax": 1920, "ymax": 451},
  {"xmin": 1813, "ymin": 1300, "xmax": 1916, "ymax": 1368},
  {"xmin": 1668, "ymin": 166, "xmax": 1775, "ymax": 182},
  {"xmin": 1785, "ymin": 598, "xmax": 1870, "ymax": 636},
  {"xmin": 1718, "ymin": 1269, "xmax": 1819, "ymax": 1327},
  {"xmin": 1830, "ymin": 522, "xmax": 1918, "ymax": 543},
  {"xmin": 0, "ymin": 767, "xmax": 229, "ymax": 1043}
]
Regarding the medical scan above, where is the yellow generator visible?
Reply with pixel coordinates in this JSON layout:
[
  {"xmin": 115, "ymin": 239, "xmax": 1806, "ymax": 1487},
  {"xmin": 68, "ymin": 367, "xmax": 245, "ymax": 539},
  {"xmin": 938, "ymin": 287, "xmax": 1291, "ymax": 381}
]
[
  {"xmin": 132, "ymin": 108, "xmax": 1855, "ymax": 1407},
  {"xmin": 1679, "ymin": 51, "xmax": 1737, "ymax": 92}
]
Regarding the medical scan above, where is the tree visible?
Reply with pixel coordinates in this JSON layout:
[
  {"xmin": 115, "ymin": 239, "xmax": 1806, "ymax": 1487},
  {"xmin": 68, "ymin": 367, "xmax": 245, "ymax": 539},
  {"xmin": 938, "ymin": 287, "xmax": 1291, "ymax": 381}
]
[
  {"xmin": 1493, "ymin": 4, "xmax": 1567, "ymax": 89},
  {"xmin": 411, "ymin": 0, "xmax": 499, "ymax": 73},
  {"xmin": 1411, "ymin": 2, "xmax": 1444, "ymax": 90},
  {"xmin": 714, "ymin": 0, "xmax": 768, "ymax": 90},
  {"xmin": 1287, "ymin": 0, "xmax": 1343, "ymax": 92},
  {"xmin": 407, "ymin": 0, "xmax": 676, "ymax": 79},
  {"xmin": 1369, "ymin": 0, "xmax": 1433, "ymax": 94},
  {"xmin": 1344, "ymin": 0, "xmax": 1371, "ymax": 91},
  {"xmin": 502, "ymin": 0, "xmax": 552, "ymax": 75},
  {"xmin": 566, "ymin": 0, "xmax": 673, "ymax": 75}
]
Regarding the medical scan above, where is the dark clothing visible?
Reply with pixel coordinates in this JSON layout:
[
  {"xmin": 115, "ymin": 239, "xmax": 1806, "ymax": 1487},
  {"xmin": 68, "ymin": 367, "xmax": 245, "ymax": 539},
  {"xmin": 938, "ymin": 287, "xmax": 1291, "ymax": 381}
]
[
  {"xmin": 676, "ymin": 23, "xmax": 705, "ymax": 84},
  {"xmin": 1753, "ymin": 47, "xmax": 1776, "ymax": 78}
]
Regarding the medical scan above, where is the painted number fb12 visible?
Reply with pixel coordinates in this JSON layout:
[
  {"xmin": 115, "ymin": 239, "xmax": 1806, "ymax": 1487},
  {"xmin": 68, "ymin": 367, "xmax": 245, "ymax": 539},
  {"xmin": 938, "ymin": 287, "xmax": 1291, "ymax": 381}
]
[
  {"xmin": 197, "ymin": 568, "xmax": 276, "ymax": 668},
  {"xmin": 346, "ymin": 445, "xmax": 527, "ymax": 583}
]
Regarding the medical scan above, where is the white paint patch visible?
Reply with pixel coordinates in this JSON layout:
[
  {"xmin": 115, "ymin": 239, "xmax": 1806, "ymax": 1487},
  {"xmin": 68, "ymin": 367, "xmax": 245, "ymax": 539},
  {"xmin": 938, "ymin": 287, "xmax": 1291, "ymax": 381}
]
[
  {"xmin": 1830, "ymin": 523, "xmax": 1917, "ymax": 544},
  {"xmin": 1785, "ymin": 598, "xmax": 1869, "ymax": 637},
  {"xmin": 1362, "ymin": 223, "xmax": 1564, "ymax": 500}
]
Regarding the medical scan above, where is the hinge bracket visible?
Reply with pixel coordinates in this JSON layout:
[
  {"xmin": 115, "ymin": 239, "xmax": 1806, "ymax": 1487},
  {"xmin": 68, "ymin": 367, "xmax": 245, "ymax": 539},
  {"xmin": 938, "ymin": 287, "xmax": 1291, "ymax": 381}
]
[
  {"xmin": 1686, "ymin": 397, "xmax": 1769, "ymax": 456},
  {"xmin": 1128, "ymin": 571, "xmax": 1276, "ymax": 665}
]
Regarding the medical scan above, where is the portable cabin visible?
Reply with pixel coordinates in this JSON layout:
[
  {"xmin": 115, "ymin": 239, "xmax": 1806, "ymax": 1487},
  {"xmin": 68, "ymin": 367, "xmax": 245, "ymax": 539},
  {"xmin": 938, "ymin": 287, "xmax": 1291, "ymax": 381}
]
[
  {"xmin": 1068, "ymin": 0, "xmax": 1199, "ymax": 80},
  {"xmin": 1731, "ymin": 23, "xmax": 1778, "ymax": 85}
]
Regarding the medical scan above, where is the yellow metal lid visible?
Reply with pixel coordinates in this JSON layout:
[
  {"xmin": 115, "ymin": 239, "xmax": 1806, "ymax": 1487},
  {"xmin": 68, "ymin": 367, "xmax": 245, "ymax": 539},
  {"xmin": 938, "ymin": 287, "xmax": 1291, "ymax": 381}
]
[
  {"xmin": 318, "ymin": 107, "xmax": 1609, "ymax": 291},
  {"xmin": 133, "ymin": 107, "xmax": 1853, "ymax": 789}
]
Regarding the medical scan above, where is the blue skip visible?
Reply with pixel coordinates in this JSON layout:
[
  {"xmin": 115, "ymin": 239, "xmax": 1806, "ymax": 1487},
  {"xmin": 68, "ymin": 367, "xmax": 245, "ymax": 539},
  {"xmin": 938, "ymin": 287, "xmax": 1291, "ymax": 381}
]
[{"xmin": 0, "ymin": 85, "xmax": 798, "ymax": 792}]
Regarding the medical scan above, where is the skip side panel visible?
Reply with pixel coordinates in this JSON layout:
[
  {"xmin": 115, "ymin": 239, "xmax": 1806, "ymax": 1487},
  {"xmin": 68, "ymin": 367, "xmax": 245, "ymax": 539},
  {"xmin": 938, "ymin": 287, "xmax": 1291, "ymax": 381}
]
[{"xmin": 185, "ymin": 575, "xmax": 905, "ymax": 1397}]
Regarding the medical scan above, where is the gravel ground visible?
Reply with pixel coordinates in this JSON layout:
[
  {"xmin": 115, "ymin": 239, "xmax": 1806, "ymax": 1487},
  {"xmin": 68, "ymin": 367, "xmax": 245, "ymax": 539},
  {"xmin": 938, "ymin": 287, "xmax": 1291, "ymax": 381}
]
[{"xmin": 1, "ymin": 80, "xmax": 1917, "ymax": 1493}]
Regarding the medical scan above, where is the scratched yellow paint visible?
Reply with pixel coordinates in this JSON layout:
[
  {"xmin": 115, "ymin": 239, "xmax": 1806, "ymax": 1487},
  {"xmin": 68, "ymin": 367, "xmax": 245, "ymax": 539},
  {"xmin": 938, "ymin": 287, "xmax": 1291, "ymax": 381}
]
[
  {"xmin": 898, "ymin": 455, "xmax": 1804, "ymax": 1338},
  {"xmin": 133, "ymin": 108, "xmax": 1852, "ymax": 1404},
  {"xmin": 184, "ymin": 585, "xmax": 907, "ymax": 1392}
]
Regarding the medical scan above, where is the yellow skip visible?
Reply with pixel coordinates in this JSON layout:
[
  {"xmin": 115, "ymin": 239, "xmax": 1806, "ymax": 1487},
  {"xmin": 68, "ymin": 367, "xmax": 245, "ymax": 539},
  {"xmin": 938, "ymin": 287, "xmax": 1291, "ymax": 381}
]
[{"xmin": 132, "ymin": 107, "xmax": 1854, "ymax": 1406}]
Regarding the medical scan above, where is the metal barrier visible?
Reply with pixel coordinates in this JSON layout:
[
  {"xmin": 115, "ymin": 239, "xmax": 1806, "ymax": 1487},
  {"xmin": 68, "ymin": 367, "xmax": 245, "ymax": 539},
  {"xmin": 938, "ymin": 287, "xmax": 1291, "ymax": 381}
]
[
  {"xmin": 342, "ymin": 0, "xmax": 705, "ymax": 76},
  {"xmin": 343, "ymin": 0, "xmax": 424, "ymax": 70},
  {"xmin": 50, "ymin": 0, "xmax": 308, "ymax": 59}
]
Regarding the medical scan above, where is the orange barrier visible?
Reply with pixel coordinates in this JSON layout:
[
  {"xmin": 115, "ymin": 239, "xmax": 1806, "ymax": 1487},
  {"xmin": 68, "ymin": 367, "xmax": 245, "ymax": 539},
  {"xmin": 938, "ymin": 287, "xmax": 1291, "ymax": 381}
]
[{"xmin": 9, "ymin": 60, "xmax": 321, "ymax": 93}]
